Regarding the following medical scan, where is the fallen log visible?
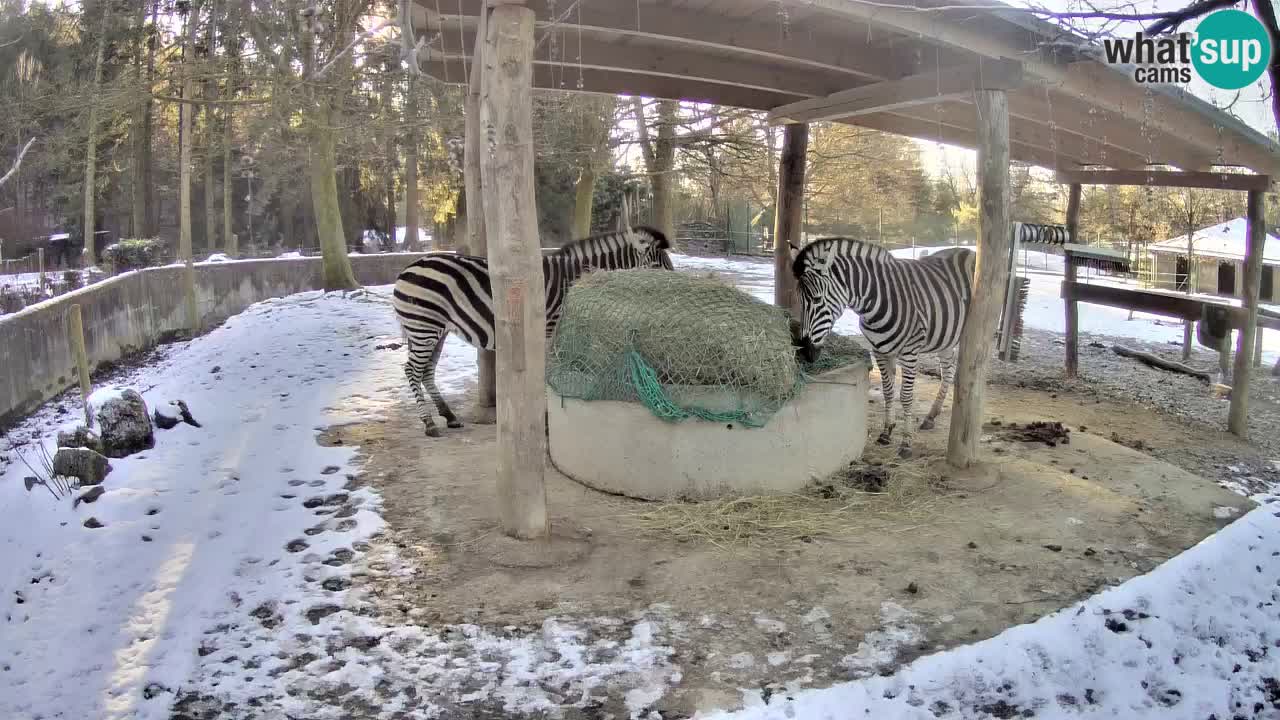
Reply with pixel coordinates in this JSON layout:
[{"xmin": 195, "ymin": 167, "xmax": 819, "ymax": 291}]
[{"xmin": 1111, "ymin": 345, "xmax": 1213, "ymax": 383}]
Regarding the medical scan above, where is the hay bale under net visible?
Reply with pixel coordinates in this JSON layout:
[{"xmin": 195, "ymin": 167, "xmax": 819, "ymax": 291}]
[{"xmin": 547, "ymin": 270, "xmax": 869, "ymax": 427}]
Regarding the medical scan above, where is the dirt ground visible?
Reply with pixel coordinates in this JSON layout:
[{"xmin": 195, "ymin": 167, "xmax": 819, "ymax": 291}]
[{"xmin": 316, "ymin": 371, "xmax": 1254, "ymax": 718}]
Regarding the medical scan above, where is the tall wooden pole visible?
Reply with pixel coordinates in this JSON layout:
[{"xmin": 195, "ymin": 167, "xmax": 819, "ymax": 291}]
[
  {"xmin": 773, "ymin": 123, "xmax": 808, "ymax": 318},
  {"xmin": 1228, "ymin": 189, "xmax": 1267, "ymax": 437},
  {"xmin": 1063, "ymin": 183, "xmax": 1081, "ymax": 377},
  {"xmin": 479, "ymin": 3, "xmax": 548, "ymax": 539},
  {"xmin": 947, "ymin": 90, "xmax": 1010, "ymax": 469},
  {"xmin": 466, "ymin": 5, "xmax": 497, "ymax": 422}
]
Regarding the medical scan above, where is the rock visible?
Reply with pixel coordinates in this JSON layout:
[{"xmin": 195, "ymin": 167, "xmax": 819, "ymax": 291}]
[
  {"xmin": 153, "ymin": 400, "xmax": 200, "ymax": 430},
  {"xmin": 53, "ymin": 447, "xmax": 112, "ymax": 486},
  {"xmin": 73, "ymin": 486, "xmax": 106, "ymax": 507},
  {"xmin": 96, "ymin": 390, "xmax": 154, "ymax": 458},
  {"xmin": 83, "ymin": 517, "xmax": 103, "ymax": 529},
  {"xmin": 57, "ymin": 426, "xmax": 104, "ymax": 455}
]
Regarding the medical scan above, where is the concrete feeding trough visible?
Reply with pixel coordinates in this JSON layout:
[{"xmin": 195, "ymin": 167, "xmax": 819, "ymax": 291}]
[{"xmin": 546, "ymin": 360, "xmax": 870, "ymax": 501}]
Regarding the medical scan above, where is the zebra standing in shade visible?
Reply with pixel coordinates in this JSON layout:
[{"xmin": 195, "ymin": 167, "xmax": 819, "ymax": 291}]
[
  {"xmin": 792, "ymin": 238, "xmax": 975, "ymax": 457},
  {"xmin": 392, "ymin": 226, "xmax": 673, "ymax": 437}
]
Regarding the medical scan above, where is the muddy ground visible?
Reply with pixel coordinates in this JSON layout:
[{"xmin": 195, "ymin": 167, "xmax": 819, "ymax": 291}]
[{"xmin": 319, "ymin": 371, "xmax": 1254, "ymax": 718}]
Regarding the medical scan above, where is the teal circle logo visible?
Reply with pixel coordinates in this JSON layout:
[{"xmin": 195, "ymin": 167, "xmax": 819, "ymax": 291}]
[{"xmin": 1192, "ymin": 9, "xmax": 1272, "ymax": 90}]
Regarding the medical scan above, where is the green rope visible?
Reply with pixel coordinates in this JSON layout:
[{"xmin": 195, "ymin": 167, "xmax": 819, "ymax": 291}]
[{"xmin": 626, "ymin": 351, "xmax": 767, "ymax": 428}]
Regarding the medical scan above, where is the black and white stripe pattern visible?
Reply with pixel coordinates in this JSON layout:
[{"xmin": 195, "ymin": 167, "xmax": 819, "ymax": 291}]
[
  {"xmin": 792, "ymin": 238, "xmax": 976, "ymax": 457},
  {"xmin": 392, "ymin": 226, "xmax": 673, "ymax": 436}
]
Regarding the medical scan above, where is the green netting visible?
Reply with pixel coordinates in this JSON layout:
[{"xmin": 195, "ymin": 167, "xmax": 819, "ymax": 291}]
[{"xmin": 547, "ymin": 270, "xmax": 870, "ymax": 427}]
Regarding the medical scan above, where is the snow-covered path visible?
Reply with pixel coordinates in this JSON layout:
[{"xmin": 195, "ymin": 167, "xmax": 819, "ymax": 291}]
[
  {"xmin": 1, "ymin": 256, "xmax": 1277, "ymax": 719},
  {"xmin": 0, "ymin": 289, "xmax": 477, "ymax": 719}
]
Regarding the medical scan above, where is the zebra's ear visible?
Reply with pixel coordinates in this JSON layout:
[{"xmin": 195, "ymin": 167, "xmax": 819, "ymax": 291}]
[{"xmin": 788, "ymin": 243, "xmax": 800, "ymax": 262}]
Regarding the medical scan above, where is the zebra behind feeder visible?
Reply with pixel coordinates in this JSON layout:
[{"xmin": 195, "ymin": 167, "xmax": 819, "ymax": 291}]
[
  {"xmin": 392, "ymin": 226, "xmax": 674, "ymax": 437},
  {"xmin": 792, "ymin": 238, "xmax": 976, "ymax": 458}
]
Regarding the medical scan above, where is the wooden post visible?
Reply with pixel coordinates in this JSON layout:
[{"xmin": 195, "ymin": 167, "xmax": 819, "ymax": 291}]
[
  {"xmin": 1182, "ymin": 215, "xmax": 1195, "ymax": 361},
  {"xmin": 1254, "ymin": 326, "xmax": 1263, "ymax": 368},
  {"xmin": 67, "ymin": 304, "xmax": 92, "ymax": 428},
  {"xmin": 37, "ymin": 247, "xmax": 45, "ymax": 295},
  {"xmin": 773, "ymin": 123, "xmax": 808, "ymax": 318},
  {"xmin": 1228, "ymin": 189, "xmax": 1266, "ymax": 437},
  {"xmin": 465, "ymin": 5, "xmax": 497, "ymax": 422},
  {"xmin": 1063, "ymin": 183, "xmax": 1082, "ymax": 377},
  {"xmin": 946, "ymin": 89, "xmax": 1010, "ymax": 469},
  {"xmin": 479, "ymin": 2, "xmax": 548, "ymax": 539}
]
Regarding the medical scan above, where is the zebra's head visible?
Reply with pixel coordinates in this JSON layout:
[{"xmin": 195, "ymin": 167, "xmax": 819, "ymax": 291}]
[
  {"xmin": 791, "ymin": 240, "xmax": 847, "ymax": 364},
  {"xmin": 627, "ymin": 226, "xmax": 675, "ymax": 271}
]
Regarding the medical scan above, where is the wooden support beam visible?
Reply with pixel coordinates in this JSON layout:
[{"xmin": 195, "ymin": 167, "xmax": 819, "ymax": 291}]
[
  {"xmin": 464, "ymin": 7, "xmax": 496, "ymax": 423},
  {"xmin": 479, "ymin": 3, "xmax": 548, "ymax": 539},
  {"xmin": 773, "ymin": 123, "xmax": 808, "ymax": 318},
  {"xmin": 845, "ymin": 112, "xmax": 1078, "ymax": 172},
  {"xmin": 1006, "ymin": 91, "xmax": 1216, "ymax": 171},
  {"xmin": 806, "ymin": 0, "xmax": 1280, "ymax": 175},
  {"xmin": 768, "ymin": 59, "xmax": 1023, "ymax": 125},
  {"xmin": 1060, "ymin": 281, "xmax": 1280, "ymax": 330},
  {"xmin": 880, "ymin": 100, "xmax": 1149, "ymax": 170},
  {"xmin": 1055, "ymin": 169, "xmax": 1272, "ymax": 192},
  {"xmin": 420, "ymin": 57, "xmax": 809, "ymax": 110},
  {"xmin": 434, "ymin": 3, "xmax": 913, "ymax": 84},
  {"xmin": 1064, "ymin": 184, "xmax": 1082, "ymax": 377},
  {"xmin": 433, "ymin": 29, "xmax": 848, "ymax": 99},
  {"xmin": 1229, "ymin": 189, "xmax": 1267, "ymax": 437},
  {"xmin": 947, "ymin": 89, "xmax": 1010, "ymax": 469}
]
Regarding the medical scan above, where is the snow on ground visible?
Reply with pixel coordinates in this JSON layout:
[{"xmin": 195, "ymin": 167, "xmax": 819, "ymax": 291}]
[
  {"xmin": 707, "ymin": 503, "xmax": 1280, "ymax": 720},
  {"xmin": 0, "ymin": 253, "xmax": 1277, "ymax": 719}
]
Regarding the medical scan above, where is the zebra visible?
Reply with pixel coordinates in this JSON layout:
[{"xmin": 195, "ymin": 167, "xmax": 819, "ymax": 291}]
[
  {"xmin": 392, "ymin": 226, "xmax": 674, "ymax": 437},
  {"xmin": 791, "ymin": 238, "xmax": 975, "ymax": 458}
]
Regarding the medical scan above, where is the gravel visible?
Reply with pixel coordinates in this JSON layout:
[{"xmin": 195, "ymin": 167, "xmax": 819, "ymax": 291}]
[{"xmin": 986, "ymin": 327, "xmax": 1280, "ymax": 496}]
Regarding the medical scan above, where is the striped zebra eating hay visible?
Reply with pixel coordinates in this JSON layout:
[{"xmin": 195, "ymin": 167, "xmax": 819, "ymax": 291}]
[
  {"xmin": 391, "ymin": 226, "xmax": 673, "ymax": 437},
  {"xmin": 792, "ymin": 238, "xmax": 975, "ymax": 458}
]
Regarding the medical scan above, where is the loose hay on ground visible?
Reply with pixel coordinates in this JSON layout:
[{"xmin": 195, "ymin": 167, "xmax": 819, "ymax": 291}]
[{"xmin": 619, "ymin": 447, "xmax": 948, "ymax": 548}]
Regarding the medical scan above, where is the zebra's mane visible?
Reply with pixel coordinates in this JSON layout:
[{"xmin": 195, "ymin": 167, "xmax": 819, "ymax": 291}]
[
  {"xmin": 554, "ymin": 225, "xmax": 671, "ymax": 258},
  {"xmin": 792, "ymin": 237, "xmax": 892, "ymax": 278}
]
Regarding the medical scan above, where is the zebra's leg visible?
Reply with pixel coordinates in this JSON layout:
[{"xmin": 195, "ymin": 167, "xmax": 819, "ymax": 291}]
[
  {"xmin": 404, "ymin": 336, "xmax": 443, "ymax": 437},
  {"xmin": 425, "ymin": 330, "xmax": 464, "ymax": 429},
  {"xmin": 919, "ymin": 349, "xmax": 956, "ymax": 431},
  {"xmin": 896, "ymin": 354, "xmax": 920, "ymax": 458},
  {"xmin": 874, "ymin": 353, "xmax": 897, "ymax": 445}
]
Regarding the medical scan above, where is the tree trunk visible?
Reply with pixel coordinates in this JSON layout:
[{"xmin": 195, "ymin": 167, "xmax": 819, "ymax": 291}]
[
  {"xmin": 130, "ymin": 0, "xmax": 150, "ymax": 237},
  {"xmin": 404, "ymin": 72, "xmax": 420, "ymax": 252},
  {"xmin": 202, "ymin": 0, "xmax": 218, "ymax": 252},
  {"xmin": 145, "ymin": 0, "xmax": 159, "ymax": 235},
  {"xmin": 223, "ymin": 106, "xmax": 234, "ymax": 255},
  {"xmin": 571, "ymin": 165, "xmax": 597, "ymax": 238},
  {"xmin": 773, "ymin": 123, "xmax": 807, "ymax": 318},
  {"xmin": 947, "ymin": 90, "xmax": 1011, "ymax": 469},
  {"xmin": 631, "ymin": 98, "xmax": 678, "ymax": 242},
  {"xmin": 309, "ymin": 116, "xmax": 359, "ymax": 290},
  {"xmin": 480, "ymin": 3, "xmax": 548, "ymax": 540},
  {"xmin": 83, "ymin": 16, "xmax": 108, "ymax": 266},
  {"xmin": 178, "ymin": 1, "xmax": 200, "ymax": 265}
]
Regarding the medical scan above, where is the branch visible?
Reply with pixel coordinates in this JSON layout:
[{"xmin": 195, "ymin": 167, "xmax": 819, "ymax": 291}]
[
  {"xmin": 152, "ymin": 93, "xmax": 273, "ymax": 106},
  {"xmin": 313, "ymin": 17, "xmax": 396, "ymax": 80},
  {"xmin": 0, "ymin": 138, "xmax": 35, "ymax": 190},
  {"xmin": 1250, "ymin": 0, "xmax": 1280, "ymax": 129},
  {"xmin": 1145, "ymin": 0, "xmax": 1237, "ymax": 34}
]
